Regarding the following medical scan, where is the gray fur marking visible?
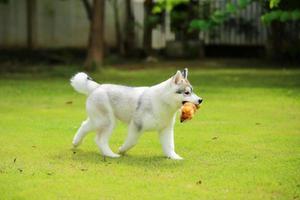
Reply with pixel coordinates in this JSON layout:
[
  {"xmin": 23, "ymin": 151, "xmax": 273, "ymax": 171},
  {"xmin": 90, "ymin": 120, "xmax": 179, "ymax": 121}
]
[
  {"xmin": 176, "ymin": 88, "xmax": 185, "ymax": 94},
  {"xmin": 134, "ymin": 120, "xmax": 143, "ymax": 132},
  {"xmin": 181, "ymin": 68, "xmax": 188, "ymax": 79},
  {"xmin": 136, "ymin": 97, "xmax": 142, "ymax": 110},
  {"xmin": 136, "ymin": 92, "xmax": 153, "ymax": 113}
]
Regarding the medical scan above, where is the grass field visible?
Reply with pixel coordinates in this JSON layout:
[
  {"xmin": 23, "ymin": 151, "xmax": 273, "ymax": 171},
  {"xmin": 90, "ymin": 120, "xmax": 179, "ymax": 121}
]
[{"xmin": 0, "ymin": 65, "xmax": 300, "ymax": 199}]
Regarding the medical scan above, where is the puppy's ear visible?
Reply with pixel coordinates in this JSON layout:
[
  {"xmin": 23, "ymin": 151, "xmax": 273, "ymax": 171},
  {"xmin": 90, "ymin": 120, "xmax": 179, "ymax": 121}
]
[
  {"xmin": 181, "ymin": 68, "xmax": 188, "ymax": 79},
  {"xmin": 172, "ymin": 70, "xmax": 184, "ymax": 85}
]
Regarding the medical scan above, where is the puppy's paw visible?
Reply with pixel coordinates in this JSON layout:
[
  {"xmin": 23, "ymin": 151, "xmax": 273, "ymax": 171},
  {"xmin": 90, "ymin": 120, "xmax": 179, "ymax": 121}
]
[
  {"xmin": 103, "ymin": 153, "xmax": 120, "ymax": 158},
  {"xmin": 72, "ymin": 138, "xmax": 82, "ymax": 148},
  {"xmin": 118, "ymin": 146, "xmax": 128, "ymax": 155},
  {"xmin": 72, "ymin": 141, "xmax": 80, "ymax": 148},
  {"xmin": 168, "ymin": 153, "xmax": 183, "ymax": 160}
]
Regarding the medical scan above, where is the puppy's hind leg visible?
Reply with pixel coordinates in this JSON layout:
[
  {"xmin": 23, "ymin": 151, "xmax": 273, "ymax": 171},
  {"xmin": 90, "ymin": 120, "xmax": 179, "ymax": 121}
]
[
  {"xmin": 94, "ymin": 116, "xmax": 120, "ymax": 158},
  {"xmin": 72, "ymin": 118, "xmax": 94, "ymax": 147}
]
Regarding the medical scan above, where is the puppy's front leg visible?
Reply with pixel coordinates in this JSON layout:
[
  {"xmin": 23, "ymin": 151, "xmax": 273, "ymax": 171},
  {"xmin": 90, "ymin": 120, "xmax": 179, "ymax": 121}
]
[{"xmin": 159, "ymin": 126, "xmax": 183, "ymax": 160}]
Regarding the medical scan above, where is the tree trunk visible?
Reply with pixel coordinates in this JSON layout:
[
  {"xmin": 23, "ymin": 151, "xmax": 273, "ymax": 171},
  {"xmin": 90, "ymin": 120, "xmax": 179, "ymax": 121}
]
[
  {"xmin": 111, "ymin": 0, "xmax": 125, "ymax": 55},
  {"xmin": 26, "ymin": 0, "xmax": 37, "ymax": 49},
  {"xmin": 84, "ymin": 0, "xmax": 105, "ymax": 71},
  {"xmin": 143, "ymin": 0, "xmax": 153, "ymax": 56},
  {"xmin": 124, "ymin": 0, "xmax": 135, "ymax": 56},
  {"xmin": 81, "ymin": 0, "xmax": 92, "ymax": 21}
]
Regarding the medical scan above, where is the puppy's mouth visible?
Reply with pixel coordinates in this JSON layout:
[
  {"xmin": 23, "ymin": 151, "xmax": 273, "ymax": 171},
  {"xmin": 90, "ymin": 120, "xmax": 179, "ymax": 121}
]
[{"xmin": 182, "ymin": 101, "xmax": 200, "ymax": 108}]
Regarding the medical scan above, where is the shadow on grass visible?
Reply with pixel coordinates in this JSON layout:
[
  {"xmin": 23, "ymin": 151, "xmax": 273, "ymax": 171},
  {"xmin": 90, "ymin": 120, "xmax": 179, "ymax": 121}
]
[{"xmin": 67, "ymin": 149, "xmax": 184, "ymax": 169}]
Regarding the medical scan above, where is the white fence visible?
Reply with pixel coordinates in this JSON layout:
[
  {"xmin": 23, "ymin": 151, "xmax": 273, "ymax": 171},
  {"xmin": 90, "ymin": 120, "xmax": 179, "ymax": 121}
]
[{"xmin": 0, "ymin": 0, "xmax": 267, "ymax": 49}]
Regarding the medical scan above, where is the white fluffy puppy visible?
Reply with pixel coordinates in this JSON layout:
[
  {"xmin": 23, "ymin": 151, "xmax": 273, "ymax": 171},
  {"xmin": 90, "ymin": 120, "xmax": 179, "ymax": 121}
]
[{"xmin": 71, "ymin": 69, "xmax": 202, "ymax": 159}]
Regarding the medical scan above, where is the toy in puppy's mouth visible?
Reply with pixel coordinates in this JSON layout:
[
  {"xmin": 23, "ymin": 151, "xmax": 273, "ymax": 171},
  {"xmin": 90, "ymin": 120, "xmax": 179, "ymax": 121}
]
[{"xmin": 180, "ymin": 102, "xmax": 200, "ymax": 123}]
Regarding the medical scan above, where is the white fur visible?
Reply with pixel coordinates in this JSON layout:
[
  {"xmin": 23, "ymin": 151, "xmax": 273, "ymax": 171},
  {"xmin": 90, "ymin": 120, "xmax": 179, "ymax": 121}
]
[
  {"xmin": 71, "ymin": 70, "xmax": 202, "ymax": 160},
  {"xmin": 70, "ymin": 72, "xmax": 99, "ymax": 95}
]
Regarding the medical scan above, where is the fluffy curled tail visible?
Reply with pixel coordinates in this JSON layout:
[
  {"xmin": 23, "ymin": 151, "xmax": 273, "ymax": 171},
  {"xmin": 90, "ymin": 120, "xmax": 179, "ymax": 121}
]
[{"xmin": 70, "ymin": 72, "xmax": 99, "ymax": 95}]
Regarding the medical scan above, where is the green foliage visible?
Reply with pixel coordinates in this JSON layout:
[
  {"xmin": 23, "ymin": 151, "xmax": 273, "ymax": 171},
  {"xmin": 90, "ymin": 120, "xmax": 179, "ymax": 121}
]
[
  {"xmin": 0, "ymin": 66, "xmax": 300, "ymax": 199},
  {"xmin": 152, "ymin": 0, "xmax": 299, "ymax": 31},
  {"xmin": 238, "ymin": 0, "xmax": 251, "ymax": 8},
  {"xmin": 226, "ymin": 3, "xmax": 238, "ymax": 13},
  {"xmin": 146, "ymin": 15, "xmax": 161, "ymax": 26},
  {"xmin": 269, "ymin": 0, "xmax": 281, "ymax": 8},
  {"xmin": 189, "ymin": 0, "xmax": 252, "ymax": 32},
  {"xmin": 152, "ymin": 0, "xmax": 189, "ymax": 14},
  {"xmin": 261, "ymin": 10, "xmax": 300, "ymax": 24},
  {"xmin": 152, "ymin": 0, "xmax": 254, "ymax": 32},
  {"xmin": 190, "ymin": 20, "xmax": 212, "ymax": 31},
  {"xmin": 261, "ymin": 0, "xmax": 300, "ymax": 24},
  {"xmin": 152, "ymin": 5, "xmax": 163, "ymax": 14}
]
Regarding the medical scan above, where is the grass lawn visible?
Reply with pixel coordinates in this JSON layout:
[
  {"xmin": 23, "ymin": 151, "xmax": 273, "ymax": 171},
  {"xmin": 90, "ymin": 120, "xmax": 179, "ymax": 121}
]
[{"xmin": 0, "ymin": 65, "xmax": 299, "ymax": 199}]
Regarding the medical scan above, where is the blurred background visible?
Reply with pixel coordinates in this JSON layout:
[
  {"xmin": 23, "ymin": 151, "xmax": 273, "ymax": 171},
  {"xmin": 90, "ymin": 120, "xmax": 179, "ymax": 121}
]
[
  {"xmin": 0, "ymin": 0, "xmax": 299, "ymax": 71},
  {"xmin": 0, "ymin": 2, "xmax": 300, "ymax": 199}
]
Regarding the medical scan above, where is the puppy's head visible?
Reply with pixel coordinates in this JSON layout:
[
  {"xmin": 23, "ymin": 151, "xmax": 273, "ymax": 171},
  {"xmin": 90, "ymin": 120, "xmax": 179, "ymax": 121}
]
[{"xmin": 170, "ymin": 68, "xmax": 203, "ymax": 106}]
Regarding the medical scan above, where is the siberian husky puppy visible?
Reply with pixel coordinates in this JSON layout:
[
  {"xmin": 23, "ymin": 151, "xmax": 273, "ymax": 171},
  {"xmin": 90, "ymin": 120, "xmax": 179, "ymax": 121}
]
[{"xmin": 71, "ymin": 68, "xmax": 202, "ymax": 160}]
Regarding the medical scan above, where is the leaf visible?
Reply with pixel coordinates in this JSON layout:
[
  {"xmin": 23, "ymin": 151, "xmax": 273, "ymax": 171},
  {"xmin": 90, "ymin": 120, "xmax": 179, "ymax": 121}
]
[
  {"xmin": 261, "ymin": 10, "xmax": 300, "ymax": 24},
  {"xmin": 211, "ymin": 10, "xmax": 230, "ymax": 25},
  {"xmin": 152, "ymin": 6, "xmax": 162, "ymax": 14},
  {"xmin": 226, "ymin": 3, "xmax": 237, "ymax": 13},
  {"xmin": 270, "ymin": 0, "xmax": 280, "ymax": 9},
  {"xmin": 238, "ymin": 0, "xmax": 251, "ymax": 8},
  {"xmin": 291, "ymin": 10, "xmax": 300, "ymax": 21},
  {"xmin": 190, "ymin": 20, "xmax": 212, "ymax": 31},
  {"xmin": 189, "ymin": 0, "xmax": 252, "ymax": 31},
  {"xmin": 280, "ymin": 12, "xmax": 290, "ymax": 22}
]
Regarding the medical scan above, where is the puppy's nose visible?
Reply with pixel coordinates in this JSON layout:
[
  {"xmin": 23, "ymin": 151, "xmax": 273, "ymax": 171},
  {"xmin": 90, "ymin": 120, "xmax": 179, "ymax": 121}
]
[{"xmin": 198, "ymin": 98, "xmax": 203, "ymax": 104}]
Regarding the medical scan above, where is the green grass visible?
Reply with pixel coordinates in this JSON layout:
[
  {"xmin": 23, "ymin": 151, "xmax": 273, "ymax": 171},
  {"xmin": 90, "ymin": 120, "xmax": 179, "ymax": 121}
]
[{"xmin": 0, "ymin": 66, "xmax": 300, "ymax": 199}]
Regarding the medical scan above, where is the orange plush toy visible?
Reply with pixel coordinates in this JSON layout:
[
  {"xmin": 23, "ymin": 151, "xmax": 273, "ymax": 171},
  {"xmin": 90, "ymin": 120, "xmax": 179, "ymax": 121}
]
[{"xmin": 180, "ymin": 102, "xmax": 199, "ymax": 122}]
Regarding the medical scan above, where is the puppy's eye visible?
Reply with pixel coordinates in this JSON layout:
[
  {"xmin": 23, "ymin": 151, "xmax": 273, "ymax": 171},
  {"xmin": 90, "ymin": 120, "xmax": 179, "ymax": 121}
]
[{"xmin": 184, "ymin": 91, "xmax": 190, "ymax": 95}]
